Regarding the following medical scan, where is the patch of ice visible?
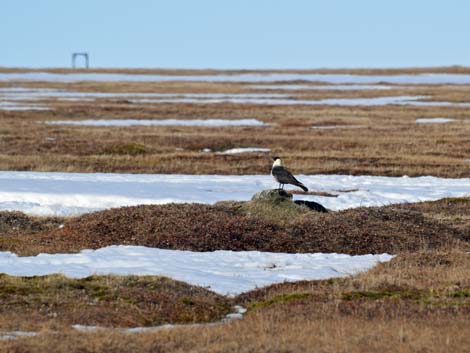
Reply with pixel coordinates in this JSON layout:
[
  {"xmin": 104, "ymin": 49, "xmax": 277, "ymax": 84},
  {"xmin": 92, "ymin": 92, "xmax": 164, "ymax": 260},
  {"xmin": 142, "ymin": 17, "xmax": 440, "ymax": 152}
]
[
  {"xmin": 0, "ymin": 172, "xmax": 469, "ymax": 217},
  {"xmin": 218, "ymin": 147, "xmax": 271, "ymax": 154},
  {"xmin": 0, "ymin": 245, "xmax": 392, "ymax": 296},
  {"xmin": 416, "ymin": 118, "xmax": 457, "ymax": 124},
  {"xmin": 45, "ymin": 119, "xmax": 268, "ymax": 127}
]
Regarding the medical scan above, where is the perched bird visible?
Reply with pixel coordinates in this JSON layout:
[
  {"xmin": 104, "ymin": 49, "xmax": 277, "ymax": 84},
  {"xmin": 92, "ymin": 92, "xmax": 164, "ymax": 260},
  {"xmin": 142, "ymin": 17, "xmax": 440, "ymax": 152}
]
[{"xmin": 271, "ymin": 156, "xmax": 308, "ymax": 192}]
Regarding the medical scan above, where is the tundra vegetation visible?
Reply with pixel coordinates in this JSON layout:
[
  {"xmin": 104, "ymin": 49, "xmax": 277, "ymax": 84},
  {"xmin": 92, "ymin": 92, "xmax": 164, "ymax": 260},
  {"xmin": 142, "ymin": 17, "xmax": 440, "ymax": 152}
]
[{"xmin": 0, "ymin": 68, "xmax": 469, "ymax": 352}]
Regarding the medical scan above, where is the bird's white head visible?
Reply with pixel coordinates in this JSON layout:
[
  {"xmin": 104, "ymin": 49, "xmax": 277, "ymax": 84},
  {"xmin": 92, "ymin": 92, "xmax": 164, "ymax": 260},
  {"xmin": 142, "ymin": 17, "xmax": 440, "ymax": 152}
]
[{"xmin": 272, "ymin": 156, "xmax": 282, "ymax": 167}]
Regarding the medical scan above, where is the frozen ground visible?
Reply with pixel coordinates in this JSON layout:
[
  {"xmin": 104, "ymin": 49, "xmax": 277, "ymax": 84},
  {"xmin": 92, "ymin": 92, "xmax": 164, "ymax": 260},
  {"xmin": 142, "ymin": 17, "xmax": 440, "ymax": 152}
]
[
  {"xmin": 0, "ymin": 245, "xmax": 392, "ymax": 296},
  {"xmin": 3, "ymin": 72, "xmax": 470, "ymax": 84},
  {"xmin": 46, "ymin": 118, "xmax": 268, "ymax": 127},
  {"xmin": 0, "ymin": 171, "xmax": 469, "ymax": 216}
]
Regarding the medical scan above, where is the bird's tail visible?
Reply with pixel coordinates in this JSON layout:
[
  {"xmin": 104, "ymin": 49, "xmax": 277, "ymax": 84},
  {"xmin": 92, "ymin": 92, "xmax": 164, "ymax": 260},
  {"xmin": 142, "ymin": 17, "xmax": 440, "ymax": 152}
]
[{"xmin": 296, "ymin": 182, "xmax": 308, "ymax": 192}]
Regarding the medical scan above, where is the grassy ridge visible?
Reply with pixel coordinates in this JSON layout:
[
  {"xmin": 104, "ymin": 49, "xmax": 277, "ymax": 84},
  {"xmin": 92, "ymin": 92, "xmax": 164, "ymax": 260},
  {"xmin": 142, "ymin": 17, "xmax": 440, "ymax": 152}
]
[
  {"xmin": 1, "ymin": 198, "xmax": 468, "ymax": 256},
  {"xmin": 0, "ymin": 274, "xmax": 232, "ymax": 331}
]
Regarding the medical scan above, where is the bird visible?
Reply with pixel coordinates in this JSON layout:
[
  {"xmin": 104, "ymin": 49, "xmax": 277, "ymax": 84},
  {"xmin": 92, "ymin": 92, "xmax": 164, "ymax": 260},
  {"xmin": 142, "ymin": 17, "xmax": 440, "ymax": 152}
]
[{"xmin": 271, "ymin": 156, "xmax": 308, "ymax": 192}]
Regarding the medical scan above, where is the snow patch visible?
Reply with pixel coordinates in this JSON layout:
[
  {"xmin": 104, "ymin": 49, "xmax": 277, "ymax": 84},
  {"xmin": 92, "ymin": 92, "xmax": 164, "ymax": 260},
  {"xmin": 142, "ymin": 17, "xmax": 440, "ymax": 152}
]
[
  {"xmin": 129, "ymin": 96, "xmax": 470, "ymax": 107},
  {"xmin": 416, "ymin": 118, "xmax": 457, "ymax": 124},
  {"xmin": 72, "ymin": 305, "xmax": 247, "ymax": 333},
  {"xmin": 0, "ymin": 331, "xmax": 37, "ymax": 341},
  {"xmin": 46, "ymin": 119, "xmax": 268, "ymax": 127},
  {"xmin": 250, "ymin": 84, "xmax": 393, "ymax": 90},
  {"xmin": 0, "ymin": 172, "xmax": 469, "ymax": 217},
  {"xmin": 4, "ymin": 72, "xmax": 470, "ymax": 84},
  {"xmin": 0, "ymin": 305, "xmax": 247, "ymax": 338},
  {"xmin": 218, "ymin": 147, "xmax": 271, "ymax": 154},
  {"xmin": 0, "ymin": 245, "xmax": 392, "ymax": 296},
  {"xmin": 0, "ymin": 101, "xmax": 50, "ymax": 111}
]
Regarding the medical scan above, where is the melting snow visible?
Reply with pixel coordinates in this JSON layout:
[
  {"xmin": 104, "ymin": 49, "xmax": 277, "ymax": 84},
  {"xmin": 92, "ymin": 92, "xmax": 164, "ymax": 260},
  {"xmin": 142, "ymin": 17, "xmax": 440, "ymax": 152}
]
[
  {"xmin": 0, "ymin": 88, "xmax": 290, "ymax": 101},
  {"xmin": 2, "ymin": 87, "xmax": 469, "ymax": 107},
  {"xmin": 0, "ymin": 101, "xmax": 50, "ymax": 111},
  {"xmin": 46, "ymin": 119, "xmax": 268, "ymax": 127},
  {"xmin": 218, "ymin": 147, "xmax": 271, "ymax": 154},
  {"xmin": 0, "ymin": 245, "xmax": 392, "ymax": 296},
  {"xmin": 3, "ymin": 72, "xmax": 470, "ymax": 84},
  {"xmin": 0, "ymin": 331, "xmax": 37, "ymax": 341},
  {"xmin": 250, "ymin": 84, "xmax": 393, "ymax": 90},
  {"xmin": 0, "ymin": 172, "xmax": 468, "ymax": 216},
  {"xmin": 72, "ymin": 306, "xmax": 247, "ymax": 332},
  {"xmin": 416, "ymin": 118, "xmax": 457, "ymax": 124},
  {"xmin": 128, "ymin": 96, "xmax": 470, "ymax": 107}
]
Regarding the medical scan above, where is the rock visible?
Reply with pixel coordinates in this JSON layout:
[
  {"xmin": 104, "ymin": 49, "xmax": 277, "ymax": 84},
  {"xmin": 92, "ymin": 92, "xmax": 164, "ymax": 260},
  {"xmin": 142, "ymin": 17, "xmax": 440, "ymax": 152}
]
[
  {"xmin": 251, "ymin": 189, "xmax": 293, "ymax": 203},
  {"xmin": 251, "ymin": 189, "xmax": 328, "ymax": 215}
]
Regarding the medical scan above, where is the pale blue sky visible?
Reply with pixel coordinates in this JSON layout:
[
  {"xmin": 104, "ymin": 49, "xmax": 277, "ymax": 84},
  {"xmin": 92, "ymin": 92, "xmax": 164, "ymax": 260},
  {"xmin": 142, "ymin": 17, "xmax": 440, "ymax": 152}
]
[{"xmin": 1, "ymin": 0, "xmax": 469, "ymax": 69}]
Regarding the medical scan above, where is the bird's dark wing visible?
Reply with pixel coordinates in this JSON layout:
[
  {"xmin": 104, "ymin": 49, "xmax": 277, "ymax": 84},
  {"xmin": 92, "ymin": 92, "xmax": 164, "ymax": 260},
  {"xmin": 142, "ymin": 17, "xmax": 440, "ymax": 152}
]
[
  {"xmin": 272, "ymin": 166, "xmax": 300, "ymax": 184},
  {"xmin": 272, "ymin": 166, "xmax": 308, "ymax": 191}
]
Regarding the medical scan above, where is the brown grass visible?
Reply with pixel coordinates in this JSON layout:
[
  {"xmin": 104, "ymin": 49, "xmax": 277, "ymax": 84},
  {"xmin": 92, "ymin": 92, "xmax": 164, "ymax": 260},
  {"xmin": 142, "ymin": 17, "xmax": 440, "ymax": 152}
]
[
  {"xmin": 1, "ymin": 198, "xmax": 468, "ymax": 256},
  {"xmin": 0, "ymin": 211, "xmax": 64, "ymax": 236},
  {"xmin": 0, "ymin": 197, "xmax": 469, "ymax": 352},
  {"xmin": 0, "ymin": 274, "xmax": 232, "ymax": 331},
  {"xmin": 2, "ymin": 249, "xmax": 470, "ymax": 352},
  {"xmin": 2, "ymin": 68, "xmax": 470, "ymax": 352},
  {"xmin": 0, "ymin": 75, "xmax": 470, "ymax": 177}
]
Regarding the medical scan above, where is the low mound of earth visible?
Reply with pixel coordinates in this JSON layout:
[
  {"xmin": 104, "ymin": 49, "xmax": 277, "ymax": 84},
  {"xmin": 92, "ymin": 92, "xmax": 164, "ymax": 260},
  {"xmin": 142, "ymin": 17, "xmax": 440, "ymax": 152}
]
[
  {"xmin": 1, "ymin": 197, "xmax": 469, "ymax": 256},
  {"xmin": 394, "ymin": 197, "xmax": 470, "ymax": 232},
  {"xmin": 0, "ymin": 211, "xmax": 64, "ymax": 236},
  {"xmin": 0, "ymin": 274, "xmax": 232, "ymax": 331}
]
